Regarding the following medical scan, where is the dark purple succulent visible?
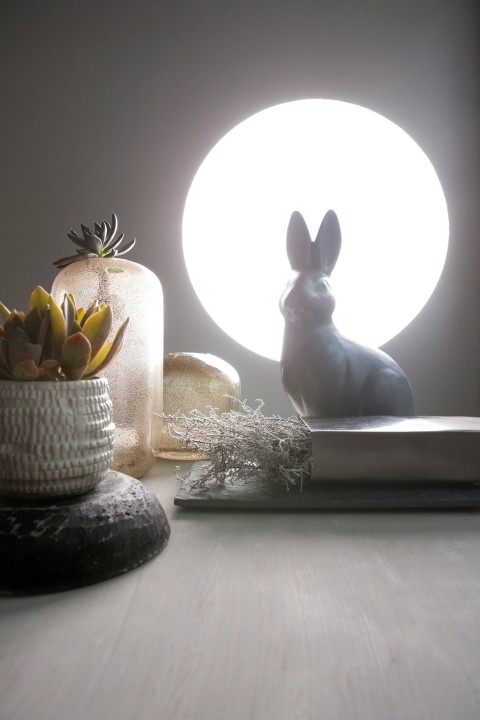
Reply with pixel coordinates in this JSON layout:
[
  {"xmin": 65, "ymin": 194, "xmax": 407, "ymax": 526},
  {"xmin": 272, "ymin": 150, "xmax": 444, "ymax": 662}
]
[{"xmin": 54, "ymin": 212, "xmax": 136, "ymax": 269}]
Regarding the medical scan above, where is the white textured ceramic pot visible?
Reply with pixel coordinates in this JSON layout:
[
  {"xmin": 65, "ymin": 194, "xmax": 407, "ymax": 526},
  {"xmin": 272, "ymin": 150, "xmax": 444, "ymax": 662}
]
[{"xmin": 0, "ymin": 377, "xmax": 114, "ymax": 499}]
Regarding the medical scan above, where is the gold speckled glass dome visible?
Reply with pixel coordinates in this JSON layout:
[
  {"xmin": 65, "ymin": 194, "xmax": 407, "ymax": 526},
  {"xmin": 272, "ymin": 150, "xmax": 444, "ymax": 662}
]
[
  {"xmin": 155, "ymin": 352, "xmax": 240, "ymax": 460},
  {"xmin": 52, "ymin": 258, "xmax": 163, "ymax": 478}
]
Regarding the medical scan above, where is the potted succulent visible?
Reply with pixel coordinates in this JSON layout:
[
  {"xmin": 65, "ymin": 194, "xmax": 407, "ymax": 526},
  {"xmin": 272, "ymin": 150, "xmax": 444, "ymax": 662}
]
[
  {"xmin": 0, "ymin": 286, "xmax": 128, "ymax": 499},
  {"xmin": 51, "ymin": 213, "xmax": 163, "ymax": 478}
]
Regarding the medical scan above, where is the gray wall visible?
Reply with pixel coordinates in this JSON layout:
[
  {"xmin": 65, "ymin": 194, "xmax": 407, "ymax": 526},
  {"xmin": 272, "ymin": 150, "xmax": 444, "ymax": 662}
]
[{"xmin": 1, "ymin": 0, "xmax": 478, "ymax": 416}]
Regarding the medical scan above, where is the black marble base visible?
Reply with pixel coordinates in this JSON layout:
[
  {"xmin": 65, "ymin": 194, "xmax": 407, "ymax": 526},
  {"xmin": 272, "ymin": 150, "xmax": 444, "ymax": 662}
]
[
  {"xmin": 0, "ymin": 471, "xmax": 170, "ymax": 595},
  {"xmin": 175, "ymin": 462, "xmax": 480, "ymax": 510}
]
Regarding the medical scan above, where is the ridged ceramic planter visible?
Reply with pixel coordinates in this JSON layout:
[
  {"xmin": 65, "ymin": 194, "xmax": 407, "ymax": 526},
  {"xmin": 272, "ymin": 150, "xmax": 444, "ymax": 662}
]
[{"xmin": 0, "ymin": 378, "xmax": 114, "ymax": 499}]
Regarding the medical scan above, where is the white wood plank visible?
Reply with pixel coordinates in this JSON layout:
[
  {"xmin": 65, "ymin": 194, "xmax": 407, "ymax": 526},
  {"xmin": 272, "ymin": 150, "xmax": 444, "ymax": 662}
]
[{"xmin": 1, "ymin": 461, "xmax": 480, "ymax": 720}]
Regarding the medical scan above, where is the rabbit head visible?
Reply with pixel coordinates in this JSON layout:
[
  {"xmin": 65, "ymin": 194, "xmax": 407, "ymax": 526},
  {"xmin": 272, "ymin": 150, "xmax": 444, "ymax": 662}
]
[{"xmin": 280, "ymin": 209, "xmax": 342, "ymax": 326}]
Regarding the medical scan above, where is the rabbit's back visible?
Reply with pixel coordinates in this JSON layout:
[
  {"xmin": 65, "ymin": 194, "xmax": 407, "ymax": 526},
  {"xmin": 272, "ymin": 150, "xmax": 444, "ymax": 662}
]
[{"xmin": 281, "ymin": 323, "xmax": 415, "ymax": 417}]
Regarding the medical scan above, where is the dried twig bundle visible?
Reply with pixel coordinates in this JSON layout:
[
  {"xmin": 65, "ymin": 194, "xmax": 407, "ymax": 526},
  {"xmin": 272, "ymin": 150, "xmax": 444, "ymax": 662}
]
[{"xmin": 163, "ymin": 398, "xmax": 312, "ymax": 489}]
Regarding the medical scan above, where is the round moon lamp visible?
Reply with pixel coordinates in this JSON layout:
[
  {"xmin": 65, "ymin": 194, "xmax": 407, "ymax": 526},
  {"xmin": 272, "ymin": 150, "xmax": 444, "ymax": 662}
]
[{"xmin": 182, "ymin": 99, "xmax": 449, "ymax": 361}]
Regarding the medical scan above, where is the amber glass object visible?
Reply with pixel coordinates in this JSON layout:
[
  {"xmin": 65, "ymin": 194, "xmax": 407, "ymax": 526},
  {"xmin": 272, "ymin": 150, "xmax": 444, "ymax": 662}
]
[
  {"xmin": 155, "ymin": 352, "xmax": 241, "ymax": 460},
  {"xmin": 52, "ymin": 258, "xmax": 163, "ymax": 478}
]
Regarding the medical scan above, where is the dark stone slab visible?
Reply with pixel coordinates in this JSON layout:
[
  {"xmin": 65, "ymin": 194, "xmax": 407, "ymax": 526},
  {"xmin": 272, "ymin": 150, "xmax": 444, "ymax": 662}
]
[
  {"xmin": 0, "ymin": 471, "xmax": 170, "ymax": 595},
  {"xmin": 175, "ymin": 462, "xmax": 480, "ymax": 510}
]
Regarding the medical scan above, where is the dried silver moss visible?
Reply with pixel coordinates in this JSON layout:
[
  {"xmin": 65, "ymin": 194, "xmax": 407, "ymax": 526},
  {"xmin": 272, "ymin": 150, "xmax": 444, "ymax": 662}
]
[{"xmin": 163, "ymin": 398, "xmax": 312, "ymax": 489}]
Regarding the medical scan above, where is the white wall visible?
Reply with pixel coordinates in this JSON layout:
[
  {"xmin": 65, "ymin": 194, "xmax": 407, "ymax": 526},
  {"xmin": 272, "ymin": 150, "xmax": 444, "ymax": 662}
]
[{"xmin": 1, "ymin": 0, "xmax": 478, "ymax": 416}]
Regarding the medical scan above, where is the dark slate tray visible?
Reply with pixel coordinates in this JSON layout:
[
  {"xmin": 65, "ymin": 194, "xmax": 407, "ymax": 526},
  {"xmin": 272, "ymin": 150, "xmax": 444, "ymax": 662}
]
[
  {"xmin": 175, "ymin": 462, "xmax": 480, "ymax": 510},
  {"xmin": 0, "ymin": 471, "xmax": 170, "ymax": 595}
]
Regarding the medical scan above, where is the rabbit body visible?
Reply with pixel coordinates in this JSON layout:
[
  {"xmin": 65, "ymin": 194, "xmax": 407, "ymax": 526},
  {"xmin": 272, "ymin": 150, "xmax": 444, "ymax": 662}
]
[{"xmin": 279, "ymin": 210, "xmax": 415, "ymax": 418}]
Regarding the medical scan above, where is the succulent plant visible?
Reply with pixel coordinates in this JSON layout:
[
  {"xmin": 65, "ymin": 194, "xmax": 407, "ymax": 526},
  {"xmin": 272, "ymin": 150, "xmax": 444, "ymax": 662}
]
[
  {"xmin": 53, "ymin": 212, "xmax": 136, "ymax": 269},
  {"xmin": 0, "ymin": 286, "xmax": 129, "ymax": 381}
]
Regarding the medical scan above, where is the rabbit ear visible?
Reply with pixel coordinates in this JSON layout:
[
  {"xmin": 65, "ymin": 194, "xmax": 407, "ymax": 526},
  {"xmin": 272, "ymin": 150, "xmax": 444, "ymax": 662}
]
[
  {"xmin": 286, "ymin": 211, "xmax": 312, "ymax": 270},
  {"xmin": 312, "ymin": 210, "xmax": 341, "ymax": 274}
]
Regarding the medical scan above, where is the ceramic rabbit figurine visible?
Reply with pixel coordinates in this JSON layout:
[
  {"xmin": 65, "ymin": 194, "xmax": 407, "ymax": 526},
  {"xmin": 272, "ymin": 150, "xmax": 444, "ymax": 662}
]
[{"xmin": 279, "ymin": 209, "xmax": 415, "ymax": 418}]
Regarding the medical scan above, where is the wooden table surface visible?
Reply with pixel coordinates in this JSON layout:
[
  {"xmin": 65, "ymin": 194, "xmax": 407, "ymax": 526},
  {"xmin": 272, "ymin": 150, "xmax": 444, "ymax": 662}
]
[{"xmin": 1, "ymin": 460, "xmax": 480, "ymax": 720}]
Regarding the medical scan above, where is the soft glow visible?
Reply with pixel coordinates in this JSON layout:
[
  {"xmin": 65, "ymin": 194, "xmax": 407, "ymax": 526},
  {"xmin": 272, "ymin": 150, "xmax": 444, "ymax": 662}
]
[{"xmin": 183, "ymin": 99, "xmax": 449, "ymax": 361}]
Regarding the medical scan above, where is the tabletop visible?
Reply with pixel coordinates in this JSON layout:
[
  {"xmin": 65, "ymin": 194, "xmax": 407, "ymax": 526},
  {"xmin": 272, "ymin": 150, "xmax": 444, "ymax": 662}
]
[{"xmin": 1, "ymin": 460, "xmax": 480, "ymax": 720}]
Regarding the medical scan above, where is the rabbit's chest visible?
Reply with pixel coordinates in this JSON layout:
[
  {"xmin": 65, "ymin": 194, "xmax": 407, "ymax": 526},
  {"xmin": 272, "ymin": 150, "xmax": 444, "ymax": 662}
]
[{"xmin": 281, "ymin": 328, "xmax": 347, "ymax": 415}]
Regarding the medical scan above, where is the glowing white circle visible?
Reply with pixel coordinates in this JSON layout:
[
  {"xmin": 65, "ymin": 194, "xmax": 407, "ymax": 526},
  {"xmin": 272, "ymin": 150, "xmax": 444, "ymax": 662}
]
[{"xmin": 182, "ymin": 99, "xmax": 449, "ymax": 361}]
